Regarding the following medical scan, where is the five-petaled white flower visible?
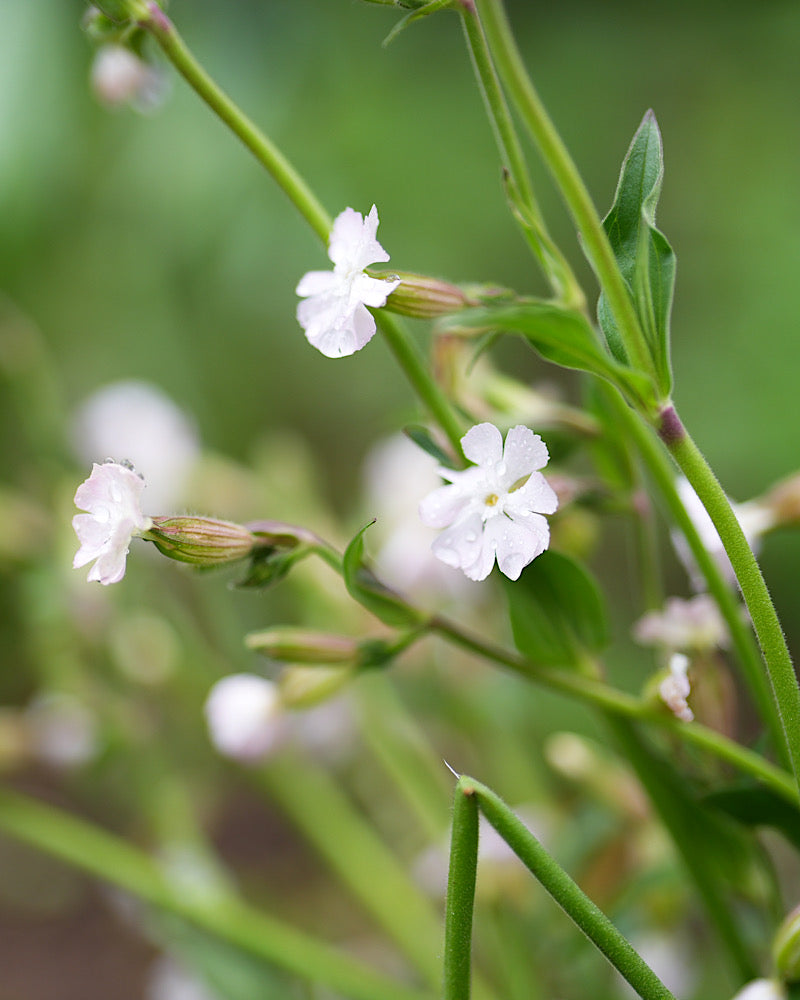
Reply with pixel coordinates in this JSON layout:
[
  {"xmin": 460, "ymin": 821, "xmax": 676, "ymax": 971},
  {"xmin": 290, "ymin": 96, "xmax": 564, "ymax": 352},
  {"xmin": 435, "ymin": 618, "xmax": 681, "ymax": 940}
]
[
  {"xmin": 72, "ymin": 461, "xmax": 152, "ymax": 585},
  {"xmin": 419, "ymin": 423, "xmax": 558, "ymax": 582},
  {"xmin": 296, "ymin": 205, "xmax": 401, "ymax": 358}
]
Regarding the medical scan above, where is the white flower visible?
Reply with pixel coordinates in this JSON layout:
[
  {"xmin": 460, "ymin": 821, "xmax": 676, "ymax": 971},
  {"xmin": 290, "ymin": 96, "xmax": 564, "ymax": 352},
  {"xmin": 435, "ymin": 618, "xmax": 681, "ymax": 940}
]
[
  {"xmin": 633, "ymin": 594, "xmax": 728, "ymax": 653},
  {"xmin": 419, "ymin": 423, "xmax": 558, "ymax": 581},
  {"xmin": 659, "ymin": 652, "xmax": 693, "ymax": 722},
  {"xmin": 72, "ymin": 380, "xmax": 200, "ymax": 510},
  {"xmin": 296, "ymin": 205, "xmax": 401, "ymax": 358},
  {"xmin": 672, "ymin": 477, "xmax": 774, "ymax": 591},
  {"xmin": 73, "ymin": 461, "xmax": 153, "ymax": 585},
  {"xmin": 204, "ymin": 674, "xmax": 287, "ymax": 762},
  {"xmin": 730, "ymin": 980, "xmax": 786, "ymax": 1000},
  {"xmin": 91, "ymin": 45, "xmax": 166, "ymax": 112}
]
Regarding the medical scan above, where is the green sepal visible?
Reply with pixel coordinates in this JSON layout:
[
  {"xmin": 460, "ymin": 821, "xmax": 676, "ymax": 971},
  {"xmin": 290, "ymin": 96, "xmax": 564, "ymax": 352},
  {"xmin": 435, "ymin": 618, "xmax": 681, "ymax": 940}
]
[
  {"xmin": 234, "ymin": 546, "xmax": 311, "ymax": 590},
  {"xmin": 503, "ymin": 550, "xmax": 609, "ymax": 669},
  {"xmin": 443, "ymin": 300, "xmax": 656, "ymax": 411},
  {"xmin": 598, "ymin": 111, "xmax": 676, "ymax": 396},
  {"xmin": 343, "ymin": 523, "xmax": 425, "ymax": 627},
  {"xmin": 382, "ymin": 0, "xmax": 454, "ymax": 48}
]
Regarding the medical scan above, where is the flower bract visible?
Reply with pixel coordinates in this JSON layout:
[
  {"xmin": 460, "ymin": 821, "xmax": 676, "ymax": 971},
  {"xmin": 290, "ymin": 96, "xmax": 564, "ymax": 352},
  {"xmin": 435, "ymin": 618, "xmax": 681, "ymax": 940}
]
[
  {"xmin": 72, "ymin": 461, "xmax": 152, "ymax": 584},
  {"xmin": 296, "ymin": 205, "xmax": 401, "ymax": 358},
  {"xmin": 418, "ymin": 423, "xmax": 558, "ymax": 581}
]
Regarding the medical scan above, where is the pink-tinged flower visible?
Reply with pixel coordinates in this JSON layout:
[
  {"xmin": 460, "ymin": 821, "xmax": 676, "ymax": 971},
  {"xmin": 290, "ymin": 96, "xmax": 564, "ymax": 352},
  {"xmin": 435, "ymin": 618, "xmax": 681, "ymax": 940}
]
[
  {"xmin": 419, "ymin": 423, "xmax": 558, "ymax": 581},
  {"xmin": 296, "ymin": 205, "xmax": 401, "ymax": 358},
  {"xmin": 659, "ymin": 652, "xmax": 693, "ymax": 722},
  {"xmin": 204, "ymin": 674, "xmax": 287, "ymax": 762},
  {"xmin": 633, "ymin": 594, "xmax": 728, "ymax": 653},
  {"xmin": 72, "ymin": 461, "xmax": 152, "ymax": 585}
]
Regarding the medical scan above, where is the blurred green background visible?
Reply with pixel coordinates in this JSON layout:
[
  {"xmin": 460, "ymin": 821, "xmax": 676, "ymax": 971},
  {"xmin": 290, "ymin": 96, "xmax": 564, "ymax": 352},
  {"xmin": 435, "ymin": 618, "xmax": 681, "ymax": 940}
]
[{"xmin": 1, "ymin": 2, "xmax": 800, "ymax": 998}]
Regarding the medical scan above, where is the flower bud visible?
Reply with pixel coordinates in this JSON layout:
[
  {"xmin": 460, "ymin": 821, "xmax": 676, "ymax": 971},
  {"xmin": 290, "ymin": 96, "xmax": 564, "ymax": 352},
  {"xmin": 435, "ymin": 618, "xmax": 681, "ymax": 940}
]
[
  {"xmin": 246, "ymin": 627, "xmax": 359, "ymax": 664},
  {"xmin": 773, "ymin": 904, "xmax": 800, "ymax": 983},
  {"xmin": 147, "ymin": 516, "xmax": 256, "ymax": 566},
  {"xmin": 380, "ymin": 272, "xmax": 473, "ymax": 319},
  {"xmin": 278, "ymin": 666, "xmax": 355, "ymax": 709}
]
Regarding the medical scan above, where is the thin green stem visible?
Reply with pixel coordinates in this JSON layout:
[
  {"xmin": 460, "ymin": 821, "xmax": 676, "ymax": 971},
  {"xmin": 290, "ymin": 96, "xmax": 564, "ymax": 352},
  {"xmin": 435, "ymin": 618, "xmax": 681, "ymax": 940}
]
[
  {"xmin": 472, "ymin": 0, "xmax": 653, "ymax": 382},
  {"xmin": 138, "ymin": 3, "xmax": 330, "ymax": 241},
  {"xmin": 463, "ymin": 775, "xmax": 677, "ymax": 1000},
  {"xmin": 444, "ymin": 778, "xmax": 480, "ymax": 1000},
  {"xmin": 604, "ymin": 390, "xmax": 789, "ymax": 767},
  {"xmin": 429, "ymin": 615, "xmax": 798, "ymax": 805},
  {"xmin": 663, "ymin": 410, "xmax": 800, "ymax": 792},
  {"xmin": 138, "ymin": 4, "xmax": 465, "ymax": 459},
  {"xmin": 458, "ymin": 6, "xmax": 584, "ymax": 310},
  {"xmin": 0, "ymin": 787, "xmax": 435, "ymax": 1000},
  {"xmin": 376, "ymin": 312, "xmax": 466, "ymax": 459},
  {"xmin": 252, "ymin": 755, "xmax": 444, "ymax": 990}
]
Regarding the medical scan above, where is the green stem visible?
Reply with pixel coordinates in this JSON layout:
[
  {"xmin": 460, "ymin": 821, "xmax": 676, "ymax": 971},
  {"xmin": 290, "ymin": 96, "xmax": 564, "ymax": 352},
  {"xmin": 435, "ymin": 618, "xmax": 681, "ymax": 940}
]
[
  {"xmin": 0, "ymin": 787, "xmax": 435, "ymax": 1000},
  {"xmin": 444, "ymin": 778, "xmax": 480, "ymax": 1000},
  {"xmin": 662, "ymin": 408, "xmax": 800, "ymax": 791},
  {"xmin": 138, "ymin": 3, "xmax": 465, "ymax": 459},
  {"xmin": 472, "ymin": 0, "xmax": 653, "ymax": 381},
  {"xmin": 376, "ymin": 311, "xmax": 466, "ymax": 459},
  {"xmin": 458, "ymin": 6, "xmax": 583, "ymax": 310},
  {"xmin": 605, "ymin": 717, "xmax": 756, "ymax": 982},
  {"xmin": 462, "ymin": 775, "xmax": 677, "ymax": 1000},
  {"xmin": 429, "ymin": 616, "xmax": 798, "ymax": 805},
  {"xmin": 138, "ymin": 3, "xmax": 330, "ymax": 241},
  {"xmin": 604, "ymin": 389, "xmax": 789, "ymax": 767},
  {"xmin": 252, "ymin": 754, "xmax": 444, "ymax": 990}
]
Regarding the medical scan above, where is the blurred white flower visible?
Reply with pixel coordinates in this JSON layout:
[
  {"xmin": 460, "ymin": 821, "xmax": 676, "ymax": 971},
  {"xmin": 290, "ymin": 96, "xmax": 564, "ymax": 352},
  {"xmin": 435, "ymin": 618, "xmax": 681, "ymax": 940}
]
[
  {"xmin": 619, "ymin": 931, "xmax": 696, "ymax": 999},
  {"xmin": 659, "ymin": 652, "xmax": 693, "ymax": 722},
  {"xmin": 25, "ymin": 693, "xmax": 98, "ymax": 768},
  {"xmin": 72, "ymin": 381, "xmax": 199, "ymax": 511},
  {"xmin": 204, "ymin": 674, "xmax": 287, "ymax": 763},
  {"xmin": 91, "ymin": 45, "xmax": 166, "ymax": 111},
  {"xmin": 362, "ymin": 434, "xmax": 476, "ymax": 598},
  {"xmin": 672, "ymin": 477, "xmax": 774, "ymax": 591},
  {"xmin": 730, "ymin": 980, "xmax": 786, "ymax": 1000},
  {"xmin": 296, "ymin": 205, "xmax": 400, "ymax": 358},
  {"xmin": 633, "ymin": 594, "xmax": 728, "ymax": 653},
  {"xmin": 419, "ymin": 423, "xmax": 558, "ymax": 581},
  {"xmin": 73, "ymin": 461, "xmax": 152, "ymax": 584},
  {"xmin": 146, "ymin": 956, "xmax": 220, "ymax": 1000}
]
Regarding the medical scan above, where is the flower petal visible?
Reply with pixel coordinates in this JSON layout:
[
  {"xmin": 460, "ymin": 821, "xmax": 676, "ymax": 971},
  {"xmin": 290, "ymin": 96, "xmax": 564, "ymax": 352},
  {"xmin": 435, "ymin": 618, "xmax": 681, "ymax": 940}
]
[
  {"xmin": 507, "ymin": 471, "xmax": 559, "ymax": 516},
  {"xmin": 419, "ymin": 483, "xmax": 468, "ymax": 529},
  {"xmin": 502, "ymin": 425, "xmax": 550, "ymax": 481},
  {"xmin": 329, "ymin": 205, "xmax": 391, "ymax": 272},
  {"xmin": 431, "ymin": 512, "xmax": 486, "ymax": 576},
  {"xmin": 296, "ymin": 269, "xmax": 340, "ymax": 297},
  {"xmin": 461, "ymin": 423, "xmax": 503, "ymax": 467},
  {"xmin": 350, "ymin": 272, "xmax": 401, "ymax": 309},
  {"xmin": 485, "ymin": 515, "xmax": 547, "ymax": 581}
]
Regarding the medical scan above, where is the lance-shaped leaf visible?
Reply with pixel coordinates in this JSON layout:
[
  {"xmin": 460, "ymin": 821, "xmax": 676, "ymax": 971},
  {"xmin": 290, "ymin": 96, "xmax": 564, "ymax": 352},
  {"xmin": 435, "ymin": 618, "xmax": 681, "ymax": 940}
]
[
  {"xmin": 443, "ymin": 300, "xmax": 657, "ymax": 411},
  {"xmin": 343, "ymin": 523, "xmax": 425, "ymax": 628},
  {"xmin": 503, "ymin": 550, "xmax": 609, "ymax": 669},
  {"xmin": 598, "ymin": 111, "xmax": 676, "ymax": 397}
]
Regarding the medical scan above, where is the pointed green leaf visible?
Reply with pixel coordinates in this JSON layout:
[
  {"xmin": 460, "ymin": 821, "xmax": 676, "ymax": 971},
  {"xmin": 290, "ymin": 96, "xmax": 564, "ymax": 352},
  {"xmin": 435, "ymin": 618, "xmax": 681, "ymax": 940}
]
[
  {"xmin": 503, "ymin": 550, "xmax": 609, "ymax": 668},
  {"xmin": 403, "ymin": 424, "xmax": 456, "ymax": 469},
  {"xmin": 598, "ymin": 111, "xmax": 676, "ymax": 396},
  {"xmin": 443, "ymin": 300, "xmax": 656, "ymax": 410},
  {"xmin": 343, "ymin": 523, "xmax": 424, "ymax": 627},
  {"xmin": 701, "ymin": 784, "xmax": 800, "ymax": 852}
]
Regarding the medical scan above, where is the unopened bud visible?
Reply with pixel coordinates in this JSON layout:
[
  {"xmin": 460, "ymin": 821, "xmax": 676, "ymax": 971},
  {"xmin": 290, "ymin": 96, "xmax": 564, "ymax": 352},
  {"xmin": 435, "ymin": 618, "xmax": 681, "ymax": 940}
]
[
  {"xmin": 91, "ymin": 44, "xmax": 164, "ymax": 111},
  {"xmin": 147, "ymin": 516, "xmax": 256, "ymax": 566},
  {"xmin": 246, "ymin": 628, "xmax": 358, "ymax": 664},
  {"xmin": 763, "ymin": 474, "xmax": 800, "ymax": 528},
  {"xmin": 774, "ymin": 904, "xmax": 800, "ymax": 983},
  {"xmin": 380, "ymin": 272, "xmax": 473, "ymax": 319},
  {"xmin": 278, "ymin": 666, "xmax": 354, "ymax": 708}
]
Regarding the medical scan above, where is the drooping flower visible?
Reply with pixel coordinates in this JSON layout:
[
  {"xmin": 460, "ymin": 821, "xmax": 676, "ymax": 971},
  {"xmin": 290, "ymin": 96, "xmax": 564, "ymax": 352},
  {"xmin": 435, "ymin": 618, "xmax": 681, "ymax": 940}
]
[
  {"xmin": 90, "ymin": 45, "xmax": 166, "ymax": 112},
  {"xmin": 296, "ymin": 205, "xmax": 401, "ymax": 358},
  {"xmin": 72, "ymin": 461, "xmax": 153, "ymax": 584},
  {"xmin": 659, "ymin": 652, "xmax": 693, "ymax": 722},
  {"xmin": 671, "ymin": 477, "xmax": 774, "ymax": 591},
  {"xmin": 418, "ymin": 423, "xmax": 558, "ymax": 581}
]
